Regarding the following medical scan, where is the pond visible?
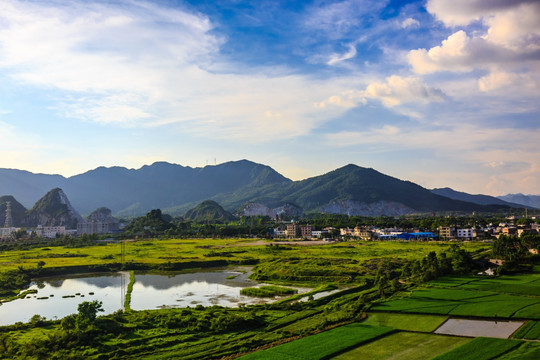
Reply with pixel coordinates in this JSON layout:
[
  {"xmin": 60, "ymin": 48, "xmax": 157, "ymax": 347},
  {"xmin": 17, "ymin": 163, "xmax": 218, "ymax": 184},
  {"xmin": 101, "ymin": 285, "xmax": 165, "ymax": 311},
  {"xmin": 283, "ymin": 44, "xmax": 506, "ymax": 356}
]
[{"xmin": 0, "ymin": 268, "xmax": 304, "ymax": 326}]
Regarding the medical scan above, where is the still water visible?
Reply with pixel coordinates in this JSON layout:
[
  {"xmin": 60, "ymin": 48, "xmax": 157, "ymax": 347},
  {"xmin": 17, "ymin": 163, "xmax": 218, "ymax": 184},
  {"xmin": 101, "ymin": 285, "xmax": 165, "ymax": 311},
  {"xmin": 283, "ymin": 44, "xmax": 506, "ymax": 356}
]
[{"xmin": 0, "ymin": 268, "xmax": 287, "ymax": 326}]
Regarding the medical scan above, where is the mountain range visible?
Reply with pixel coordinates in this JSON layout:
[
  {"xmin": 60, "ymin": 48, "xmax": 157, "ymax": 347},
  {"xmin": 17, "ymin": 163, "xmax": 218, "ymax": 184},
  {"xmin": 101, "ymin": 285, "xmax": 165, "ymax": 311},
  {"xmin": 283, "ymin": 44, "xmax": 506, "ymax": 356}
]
[{"xmin": 0, "ymin": 160, "xmax": 537, "ymax": 219}]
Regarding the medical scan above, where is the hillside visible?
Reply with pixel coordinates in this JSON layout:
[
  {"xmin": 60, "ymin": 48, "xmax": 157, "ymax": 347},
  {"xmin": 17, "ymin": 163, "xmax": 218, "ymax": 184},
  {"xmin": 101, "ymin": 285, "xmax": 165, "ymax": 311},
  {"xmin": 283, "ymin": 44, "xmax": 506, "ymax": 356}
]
[
  {"xmin": 25, "ymin": 188, "xmax": 84, "ymax": 228},
  {"xmin": 225, "ymin": 165, "xmax": 509, "ymax": 215},
  {"xmin": 0, "ymin": 169, "xmax": 66, "ymax": 208},
  {"xmin": 0, "ymin": 160, "xmax": 290, "ymax": 216},
  {"xmin": 0, "ymin": 161, "xmax": 516, "ymax": 217},
  {"xmin": 0, "ymin": 196, "xmax": 27, "ymax": 227},
  {"xmin": 184, "ymin": 200, "xmax": 237, "ymax": 223},
  {"xmin": 498, "ymin": 194, "xmax": 540, "ymax": 209},
  {"xmin": 431, "ymin": 188, "xmax": 530, "ymax": 209}
]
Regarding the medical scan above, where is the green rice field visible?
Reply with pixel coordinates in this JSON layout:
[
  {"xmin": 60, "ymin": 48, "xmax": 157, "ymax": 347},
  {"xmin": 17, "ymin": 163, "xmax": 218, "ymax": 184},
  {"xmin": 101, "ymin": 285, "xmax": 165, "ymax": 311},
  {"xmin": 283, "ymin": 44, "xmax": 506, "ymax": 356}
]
[
  {"xmin": 513, "ymin": 320, "xmax": 540, "ymax": 340},
  {"xmin": 372, "ymin": 271, "xmax": 540, "ymax": 320},
  {"xmin": 239, "ymin": 323, "xmax": 394, "ymax": 360},
  {"xmin": 332, "ymin": 332, "xmax": 470, "ymax": 360},
  {"xmin": 497, "ymin": 342, "xmax": 540, "ymax": 360},
  {"xmin": 431, "ymin": 337, "xmax": 523, "ymax": 360},
  {"xmin": 362, "ymin": 312, "xmax": 447, "ymax": 332}
]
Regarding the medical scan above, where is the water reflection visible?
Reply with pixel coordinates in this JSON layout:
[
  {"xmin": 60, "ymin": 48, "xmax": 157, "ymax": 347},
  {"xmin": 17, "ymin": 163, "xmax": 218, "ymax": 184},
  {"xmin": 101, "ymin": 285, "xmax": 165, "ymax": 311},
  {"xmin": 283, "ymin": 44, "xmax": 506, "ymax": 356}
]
[
  {"xmin": 0, "ymin": 273, "xmax": 126, "ymax": 326},
  {"xmin": 0, "ymin": 268, "xmax": 296, "ymax": 326}
]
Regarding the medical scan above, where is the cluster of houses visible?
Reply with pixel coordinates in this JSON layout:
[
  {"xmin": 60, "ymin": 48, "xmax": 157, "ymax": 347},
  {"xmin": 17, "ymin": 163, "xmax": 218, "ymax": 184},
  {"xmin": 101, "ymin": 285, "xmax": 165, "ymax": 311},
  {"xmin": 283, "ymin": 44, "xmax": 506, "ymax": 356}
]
[{"xmin": 270, "ymin": 220, "xmax": 540, "ymax": 241}]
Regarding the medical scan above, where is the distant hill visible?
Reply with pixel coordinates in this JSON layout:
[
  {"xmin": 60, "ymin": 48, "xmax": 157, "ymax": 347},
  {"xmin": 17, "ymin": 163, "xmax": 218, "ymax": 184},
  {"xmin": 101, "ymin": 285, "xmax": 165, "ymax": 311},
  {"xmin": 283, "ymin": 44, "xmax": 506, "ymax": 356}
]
[
  {"xmin": 184, "ymin": 200, "xmax": 236, "ymax": 223},
  {"xmin": 25, "ymin": 188, "xmax": 84, "ymax": 228},
  {"xmin": 273, "ymin": 165, "xmax": 508, "ymax": 214},
  {"xmin": 497, "ymin": 194, "xmax": 540, "ymax": 209},
  {"xmin": 0, "ymin": 169, "xmax": 65, "ymax": 208},
  {"xmin": 0, "ymin": 160, "xmax": 517, "ymax": 217},
  {"xmin": 123, "ymin": 209, "xmax": 173, "ymax": 234},
  {"xmin": 86, "ymin": 207, "xmax": 118, "ymax": 223},
  {"xmin": 0, "ymin": 160, "xmax": 290, "ymax": 216},
  {"xmin": 205, "ymin": 164, "xmax": 513, "ymax": 216},
  {"xmin": 431, "ymin": 188, "xmax": 531, "ymax": 208},
  {"xmin": 0, "ymin": 195, "xmax": 27, "ymax": 227}
]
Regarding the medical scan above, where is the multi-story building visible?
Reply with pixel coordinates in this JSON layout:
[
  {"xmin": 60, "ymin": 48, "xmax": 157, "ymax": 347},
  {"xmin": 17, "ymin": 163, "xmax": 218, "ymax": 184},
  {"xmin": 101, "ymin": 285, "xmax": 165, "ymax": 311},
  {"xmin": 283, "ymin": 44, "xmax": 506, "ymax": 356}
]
[
  {"xmin": 300, "ymin": 225, "xmax": 312, "ymax": 239},
  {"xmin": 354, "ymin": 227, "xmax": 376, "ymax": 240},
  {"xmin": 0, "ymin": 227, "xmax": 19, "ymax": 239},
  {"xmin": 286, "ymin": 223, "xmax": 301, "ymax": 238},
  {"xmin": 36, "ymin": 226, "xmax": 66, "ymax": 239},
  {"xmin": 439, "ymin": 226, "xmax": 456, "ymax": 239},
  {"xmin": 457, "ymin": 228, "xmax": 474, "ymax": 239},
  {"xmin": 78, "ymin": 221, "xmax": 119, "ymax": 235}
]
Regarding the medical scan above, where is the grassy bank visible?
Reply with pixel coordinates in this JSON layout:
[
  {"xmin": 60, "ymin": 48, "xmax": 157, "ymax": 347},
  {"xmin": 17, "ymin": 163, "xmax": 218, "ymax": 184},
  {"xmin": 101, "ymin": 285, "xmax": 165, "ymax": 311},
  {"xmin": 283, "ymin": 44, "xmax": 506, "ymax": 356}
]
[{"xmin": 240, "ymin": 286, "xmax": 298, "ymax": 298}]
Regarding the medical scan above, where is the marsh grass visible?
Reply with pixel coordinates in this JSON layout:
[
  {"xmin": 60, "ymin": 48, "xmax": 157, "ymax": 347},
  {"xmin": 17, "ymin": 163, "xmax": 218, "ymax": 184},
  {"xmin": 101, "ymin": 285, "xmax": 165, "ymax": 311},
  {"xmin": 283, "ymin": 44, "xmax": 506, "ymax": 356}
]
[{"xmin": 240, "ymin": 286, "xmax": 298, "ymax": 298}]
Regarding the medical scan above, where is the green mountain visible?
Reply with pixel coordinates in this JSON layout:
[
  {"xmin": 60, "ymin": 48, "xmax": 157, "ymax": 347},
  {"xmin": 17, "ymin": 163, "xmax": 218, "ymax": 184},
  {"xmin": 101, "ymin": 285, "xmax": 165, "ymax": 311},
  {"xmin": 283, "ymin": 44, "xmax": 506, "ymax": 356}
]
[
  {"xmin": 218, "ymin": 164, "xmax": 513, "ymax": 216},
  {"xmin": 26, "ymin": 188, "xmax": 84, "ymax": 228},
  {"xmin": 0, "ymin": 195, "xmax": 27, "ymax": 227},
  {"xmin": 0, "ymin": 161, "xmax": 516, "ymax": 218},
  {"xmin": 279, "ymin": 164, "xmax": 510, "ymax": 213},
  {"xmin": 184, "ymin": 200, "xmax": 237, "ymax": 223}
]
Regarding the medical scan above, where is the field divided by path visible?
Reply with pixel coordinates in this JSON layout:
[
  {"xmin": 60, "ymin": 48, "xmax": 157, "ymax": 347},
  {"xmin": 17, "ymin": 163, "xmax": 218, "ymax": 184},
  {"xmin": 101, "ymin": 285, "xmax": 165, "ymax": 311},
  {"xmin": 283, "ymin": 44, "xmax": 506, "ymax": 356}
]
[
  {"xmin": 513, "ymin": 320, "xmax": 540, "ymax": 340},
  {"xmin": 431, "ymin": 337, "xmax": 525, "ymax": 360},
  {"xmin": 362, "ymin": 312, "xmax": 447, "ymax": 332},
  {"xmin": 333, "ymin": 332, "xmax": 470, "ymax": 360},
  {"xmin": 239, "ymin": 323, "xmax": 394, "ymax": 360},
  {"xmin": 372, "ymin": 271, "xmax": 540, "ymax": 320}
]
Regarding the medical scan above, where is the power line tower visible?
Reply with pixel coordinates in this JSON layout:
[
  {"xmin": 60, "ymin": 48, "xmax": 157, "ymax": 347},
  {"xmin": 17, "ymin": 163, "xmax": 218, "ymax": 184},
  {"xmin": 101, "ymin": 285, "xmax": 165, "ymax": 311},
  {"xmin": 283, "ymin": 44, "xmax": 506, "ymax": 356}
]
[{"xmin": 4, "ymin": 201, "xmax": 13, "ymax": 228}]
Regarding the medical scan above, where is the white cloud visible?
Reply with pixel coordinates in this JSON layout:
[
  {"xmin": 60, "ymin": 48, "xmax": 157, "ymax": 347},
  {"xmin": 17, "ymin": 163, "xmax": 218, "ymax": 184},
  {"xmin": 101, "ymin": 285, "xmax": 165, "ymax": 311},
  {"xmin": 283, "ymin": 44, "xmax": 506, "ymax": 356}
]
[
  {"xmin": 425, "ymin": 0, "xmax": 540, "ymax": 52},
  {"xmin": 478, "ymin": 71, "xmax": 537, "ymax": 92},
  {"xmin": 364, "ymin": 75, "xmax": 445, "ymax": 107},
  {"xmin": 319, "ymin": 76, "xmax": 445, "ymax": 109},
  {"xmin": 325, "ymin": 123, "xmax": 540, "ymax": 194},
  {"xmin": 304, "ymin": 0, "xmax": 387, "ymax": 39},
  {"xmin": 401, "ymin": 18, "xmax": 420, "ymax": 29},
  {"xmin": 410, "ymin": 1, "xmax": 540, "ymax": 96},
  {"xmin": 0, "ymin": 0, "xmax": 354, "ymax": 140},
  {"xmin": 407, "ymin": 30, "xmax": 520, "ymax": 74},
  {"xmin": 325, "ymin": 123, "xmax": 540, "ymax": 157},
  {"xmin": 327, "ymin": 44, "xmax": 357, "ymax": 65},
  {"xmin": 426, "ymin": 0, "xmax": 537, "ymax": 27}
]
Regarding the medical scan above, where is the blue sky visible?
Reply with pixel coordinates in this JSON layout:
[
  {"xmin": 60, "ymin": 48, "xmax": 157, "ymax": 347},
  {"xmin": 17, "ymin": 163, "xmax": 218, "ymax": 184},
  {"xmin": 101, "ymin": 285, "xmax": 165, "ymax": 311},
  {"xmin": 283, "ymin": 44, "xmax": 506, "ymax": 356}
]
[{"xmin": 0, "ymin": 0, "xmax": 539, "ymax": 196}]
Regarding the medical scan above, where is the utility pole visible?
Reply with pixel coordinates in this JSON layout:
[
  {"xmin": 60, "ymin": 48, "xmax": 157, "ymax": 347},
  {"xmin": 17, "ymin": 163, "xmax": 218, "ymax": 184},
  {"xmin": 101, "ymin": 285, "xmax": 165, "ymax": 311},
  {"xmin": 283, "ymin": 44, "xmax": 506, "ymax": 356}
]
[{"xmin": 4, "ymin": 201, "xmax": 13, "ymax": 228}]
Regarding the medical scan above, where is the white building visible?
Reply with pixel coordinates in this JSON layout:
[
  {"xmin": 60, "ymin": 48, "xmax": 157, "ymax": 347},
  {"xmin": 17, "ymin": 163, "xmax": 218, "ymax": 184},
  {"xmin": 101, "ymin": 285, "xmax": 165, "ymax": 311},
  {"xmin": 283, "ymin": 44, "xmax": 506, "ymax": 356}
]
[
  {"xmin": 36, "ymin": 226, "xmax": 66, "ymax": 239},
  {"xmin": 0, "ymin": 227, "xmax": 19, "ymax": 239},
  {"xmin": 457, "ymin": 228, "xmax": 474, "ymax": 239},
  {"xmin": 78, "ymin": 221, "xmax": 119, "ymax": 235}
]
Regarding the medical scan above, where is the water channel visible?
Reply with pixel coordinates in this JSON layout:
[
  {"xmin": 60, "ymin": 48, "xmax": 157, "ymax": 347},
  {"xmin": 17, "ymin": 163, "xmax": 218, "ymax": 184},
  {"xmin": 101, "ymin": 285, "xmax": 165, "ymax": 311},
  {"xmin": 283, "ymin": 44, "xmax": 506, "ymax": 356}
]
[{"xmin": 0, "ymin": 268, "xmax": 301, "ymax": 326}]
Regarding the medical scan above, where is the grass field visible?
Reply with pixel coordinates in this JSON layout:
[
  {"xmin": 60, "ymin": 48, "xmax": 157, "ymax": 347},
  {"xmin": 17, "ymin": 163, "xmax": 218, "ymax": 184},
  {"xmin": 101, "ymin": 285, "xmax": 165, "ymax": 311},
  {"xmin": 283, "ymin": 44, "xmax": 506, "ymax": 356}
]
[
  {"xmin": 429, "ymin": 272, "xmax": 540, "ymax": 297},
  {"xmin": 372, "ymin": 270, "xmax": 540, "ymax": 320},
  {"xmin": 513, "ymin": 321, "xmax": 540, "ymax": 340},
  {"xmin": 333, "ymin": 332, "xmax": 470, "ymax": 360},
  {"xmin": 431, "ymin": 337, "xmax": 523, "ymax": 360},
  {"xmin": 0, "ymin": 239, "xmax": 489, "ymax": 279},
  {"xmin": 240, "ymin": 285, "xmax": 298, "ymax": 297},
  {"xmin": 362, "ymin": 312, "xmax": 447, "ymax": 332},
  {"xmin": 497, "ymin": 342, "xmax": 540, "ymax": 360},
  {"xmin": 239, "ymin": 323, "xmax": 394, "ymax": 360}
]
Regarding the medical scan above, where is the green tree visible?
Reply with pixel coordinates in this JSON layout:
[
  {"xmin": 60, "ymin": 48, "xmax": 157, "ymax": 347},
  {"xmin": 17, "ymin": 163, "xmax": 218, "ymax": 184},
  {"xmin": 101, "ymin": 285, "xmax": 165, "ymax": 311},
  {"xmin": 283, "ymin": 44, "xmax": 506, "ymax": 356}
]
[
  {"xmin": 77, "ymin": 300, "xmax": 104, "ymax": 329},
  {"xmin": 493, "ymin": 235, "xmax": 525, "ymax": 265},
  {"xmin": 61, "ymin": 314, "xmax": 77, "ymax": 335}
]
